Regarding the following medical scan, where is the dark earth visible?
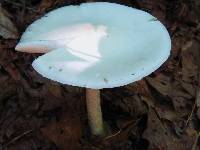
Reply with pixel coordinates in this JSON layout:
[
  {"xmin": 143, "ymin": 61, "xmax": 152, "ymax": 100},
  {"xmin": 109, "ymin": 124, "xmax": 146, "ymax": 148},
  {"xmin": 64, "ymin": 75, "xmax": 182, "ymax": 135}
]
[{"xmin": 0, "ymin": 0, "xmax": 200, "ymax": 149}]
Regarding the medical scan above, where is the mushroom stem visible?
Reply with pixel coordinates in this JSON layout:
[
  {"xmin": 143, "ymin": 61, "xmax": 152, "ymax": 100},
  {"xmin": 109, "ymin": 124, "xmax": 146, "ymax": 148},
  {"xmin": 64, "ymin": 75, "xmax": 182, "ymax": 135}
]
[{"xmin": 86, "ymin": 88, "xmax": 104, "ymax": 136}]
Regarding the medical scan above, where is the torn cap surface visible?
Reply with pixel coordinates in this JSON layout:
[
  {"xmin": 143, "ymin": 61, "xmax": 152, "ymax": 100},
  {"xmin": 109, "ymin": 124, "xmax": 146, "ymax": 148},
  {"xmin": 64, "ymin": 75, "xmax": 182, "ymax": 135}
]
[{"xmin": 19, "ymin": 2, "xmax": 171, "ymax": 89}]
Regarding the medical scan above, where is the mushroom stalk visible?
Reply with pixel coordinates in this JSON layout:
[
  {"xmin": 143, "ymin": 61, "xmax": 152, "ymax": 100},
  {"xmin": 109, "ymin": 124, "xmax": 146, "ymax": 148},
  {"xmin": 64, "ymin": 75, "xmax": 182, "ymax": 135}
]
[{"xmin": 86, "ymin": 88, "xmax": 104, "ymax": 136}]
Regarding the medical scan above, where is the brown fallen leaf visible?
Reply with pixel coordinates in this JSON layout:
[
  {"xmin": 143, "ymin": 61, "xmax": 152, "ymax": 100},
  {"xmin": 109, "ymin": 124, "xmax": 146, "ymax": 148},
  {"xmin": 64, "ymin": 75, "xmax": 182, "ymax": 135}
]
[
  {"xmin": 47, "ymin": 82, "xmax": 63, "ymax": 99},
  {"xmin": 181, "ymin": 40, "xmax": 199, "ymax": 84},
  {"xmin": 155, "ymin": 104, "xmax": 178, "ymax": 122},
  {"xmin": 171, "ymin": 96, "xmax": 192, "ymax": 117},
  {"xmin": 3, "ymin": 63, "xmax": 21, "ymax": 81},
  {"xmin": 144, "ymin": 107, "xmax": 197, "ymax": 150},
  {"xmin": 103, "ymin": 118, "xmax": 140, "ymax": 150},
  {"xmin": 171, "ymin": 81, "xmax": 193, "ymax": 99},
  {"xmin": 37, "ymin": 0, "xmax": 67, "ymax": 13},
  {"xmin": 146, "ymin": 72, "xmax": 193, "ymax": 117},
  {"xmin": 181, "ymin": 81, "xmax": 196, "ymax": 97},
  {"xmin": 143, "ymin": 107, "xmax": 181, "ymax": 150},
  {"xmin": 180, "ymin": 123, "xmax": 197, "ymax": 150},
  {"xmin": 135, "ymin": 0, "xmax": 167, "ymax": 24},
  {"xmin": 126, "ymin": 80, "xmax": 151, "ymax": 97},
  {"xmin": 146, "ymin": 74, "xmax": 171, "ymax": 96},
  {"xmin": 0, "ymin": 77, "xmax": 17, "ymax": 101},
  {"xmin": 0, "ymin": 5, "xmax": 18, "ymax": 39},
  {"xmin": 0, "ymin": 39, "xmax": 17, "ymax": 49},
  {"xmin": 114, "ymin": 95, "xmax": 148, "ymax": 117},
  {"xmin": 40, "ymin": 110, "xmax": 82, "ymax": 150}
]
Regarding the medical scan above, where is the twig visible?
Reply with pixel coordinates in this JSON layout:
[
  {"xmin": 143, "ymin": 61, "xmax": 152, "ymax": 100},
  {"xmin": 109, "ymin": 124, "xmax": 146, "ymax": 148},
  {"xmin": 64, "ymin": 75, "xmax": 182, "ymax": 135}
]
[
  {"xmin": 191, "ymin": 131, "xmax": 200, "ymax": 150},
  {"xmin": 185, "ymin": 60, "xmax": 200, "ymax": 129},
  {"xmin": 5, "ymin": 130, "xmax": 33, "ymax": 146},
  {"xmin": 185, "ymin": 100, "xmax": 196, "ymax": 129},
  {"xmin": 103, "ymin": 118, "xmax": 141, "ymax": 141},
  {"xmin": 104, "ymin": 129, "xmax": 122, "ymax": 140}
]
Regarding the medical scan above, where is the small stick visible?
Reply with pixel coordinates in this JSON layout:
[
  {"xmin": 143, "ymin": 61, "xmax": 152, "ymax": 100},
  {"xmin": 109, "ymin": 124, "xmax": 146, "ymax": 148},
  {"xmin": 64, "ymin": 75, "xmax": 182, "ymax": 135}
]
[
  {"xmin": 191, "ymin": 131, "xmax": 200, "ymax": 150},
  {"xmin": 5, "ymin": 130, "xmax": 33, "ymax": 146},
  {"xmin": 185, "ymin": 100, "xmax": 196, "ymax": 129}
]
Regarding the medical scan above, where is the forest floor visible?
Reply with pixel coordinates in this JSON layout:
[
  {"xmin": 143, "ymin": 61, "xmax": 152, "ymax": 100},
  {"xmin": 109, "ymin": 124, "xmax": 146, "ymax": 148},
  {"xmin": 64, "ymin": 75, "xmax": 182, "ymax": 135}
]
[{"xmin": 0, "ymin": 0, "xmax": 200, "ymax": 150}]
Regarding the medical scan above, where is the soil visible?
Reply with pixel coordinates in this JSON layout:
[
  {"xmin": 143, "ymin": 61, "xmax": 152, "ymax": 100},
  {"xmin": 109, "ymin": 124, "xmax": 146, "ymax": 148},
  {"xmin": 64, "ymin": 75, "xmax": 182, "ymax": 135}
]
[{"xmin": 0, "ymin": 0, "xmax": 200, "ymax": 150}]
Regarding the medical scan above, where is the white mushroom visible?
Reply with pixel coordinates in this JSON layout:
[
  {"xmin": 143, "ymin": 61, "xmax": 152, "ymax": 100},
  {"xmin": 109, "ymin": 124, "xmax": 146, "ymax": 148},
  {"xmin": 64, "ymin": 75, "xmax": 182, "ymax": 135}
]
[{"xmin": 15, "ymin": 2, "xmax": 171, "ymax": 136}]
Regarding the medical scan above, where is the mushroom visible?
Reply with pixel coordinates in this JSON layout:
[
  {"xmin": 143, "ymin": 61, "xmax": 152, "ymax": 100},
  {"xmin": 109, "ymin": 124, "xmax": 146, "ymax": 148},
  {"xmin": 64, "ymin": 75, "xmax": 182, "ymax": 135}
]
[{"xmin": 15, "ymin": 2, "xmax": 171, "ymax": 136}]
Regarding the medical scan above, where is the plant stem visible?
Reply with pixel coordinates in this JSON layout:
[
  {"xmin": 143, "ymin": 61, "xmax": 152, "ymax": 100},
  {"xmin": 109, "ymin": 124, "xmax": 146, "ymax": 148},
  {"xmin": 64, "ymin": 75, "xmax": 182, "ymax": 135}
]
[{"xmin": 86, "ymin": 88, "xmax": 104, "ymax": 136}]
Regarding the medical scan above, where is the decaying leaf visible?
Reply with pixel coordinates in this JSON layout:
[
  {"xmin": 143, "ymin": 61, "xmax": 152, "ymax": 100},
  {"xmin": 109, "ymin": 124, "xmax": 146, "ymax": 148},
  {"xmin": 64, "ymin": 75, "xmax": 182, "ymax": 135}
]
[
  {"xmin": 146, "ymin": 74, "xmax": 171, "ymax": 96},
  {"xmin": 181, "ymin": 40, "xmax": 199, "ymax": 84},
  {"xmin": 155, "ymin": 105, "xmax": 178, "ymax": 121},
  {"xmin": 135, "ymin": 0, "xmax": 167, "ymax": 24},
  {"xmin": 126, "ymin": 80, "xmax": 150, "ymax": 97},
  {"xmin": 47, "ymin": 82, "xmax": 63, "ymax": 99},
  {"xmin": 40, "ymin": 110, "xmax": 82, "ymax": 150},
  {"xmin": 0, "ymin": 6, "xmax": 18, "ymax": 39},
  {"xmin": 143, "ymin": 108, "xmax": 172, "ymax": 149},
  {"xmin": 143, "ymin": 107, "xmax": 198, "ymax": 150}
]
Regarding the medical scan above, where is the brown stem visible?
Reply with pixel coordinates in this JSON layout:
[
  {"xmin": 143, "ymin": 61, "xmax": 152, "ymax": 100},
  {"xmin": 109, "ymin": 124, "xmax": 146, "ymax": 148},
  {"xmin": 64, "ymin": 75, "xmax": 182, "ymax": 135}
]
[{"xmin": 86, "ymin": 88, "xmax": 104, "ymax": 136}]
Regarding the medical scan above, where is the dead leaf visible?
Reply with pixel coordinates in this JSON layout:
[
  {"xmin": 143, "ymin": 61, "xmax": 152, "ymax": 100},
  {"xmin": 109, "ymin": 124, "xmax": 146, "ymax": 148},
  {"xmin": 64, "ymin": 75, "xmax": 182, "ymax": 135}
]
[
  {"xmin": 113, "ymin": 94, "xmax": 147, "ymax": 117},
  {"xmin": 146, "ymin": 74, "xmax": 171, "ymax": 96},
  {"xmin": 126, "ymin": 80, "xmax": 151, "ymax": 97},
  {"xmin": 103, "ymin": 118, "xmax": 140, "ymax": 150},
  {"xmin": 145, "ymin": 108, "xmax": 197, "ymax": 150},
  {"xmin": 48, "ymin": 82, "xmax": 63, "ymax": 99},
  {"xmin": 172, "ymin": 96, "xmax": 192, "ymax": 116},
  {"xmin": 196, "ymin": 108, "xmax": 200, "ymax": 120},
  {"xmin": 40, "ymin": 110, "xmax": 82, "ymax": 150},
  {"xmin": 181, "ymin": 40, "xmax": 199, "ymax": 84},
  {"xmin": 0, "ymin": 39, "xmax": 17, "ymax": 49},
  {"xmin": 143, "ymin": 108, "xmax": 181, "ymax": 150},
  {"xmin": 37, "ymin": 0, "xmax": 67, "ymax": 13},
  {"xmin": 181, "ymin": 81, "xmax": 196, "ymax": 97},
  {"xmin": 0, "ymin": 6, "xmax": 18, "ymax": 39},
  {"xmin": 0, "ymin": 78, "xmax": 17, "ymax": 101},
  {"xmin": 155, "ymin": 105, "xmax": 178, "ymax": 121},
  {"xmin": 143, "ymin": 108, "xmax": 191, "ymax": 150},
  {"xmin": 136, "ymin": 0, "xmax": 167, "ymax": 24},
  {"xmin": 3, "ymin": 63, "xmax": 21, "ymax": 81}
]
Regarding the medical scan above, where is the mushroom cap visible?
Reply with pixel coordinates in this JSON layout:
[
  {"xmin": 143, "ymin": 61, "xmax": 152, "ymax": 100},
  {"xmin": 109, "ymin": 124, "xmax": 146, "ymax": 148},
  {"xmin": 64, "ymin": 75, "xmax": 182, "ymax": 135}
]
[{"xmin": 17, "ymin": 2, "xmax": 171, "ymax": 89}]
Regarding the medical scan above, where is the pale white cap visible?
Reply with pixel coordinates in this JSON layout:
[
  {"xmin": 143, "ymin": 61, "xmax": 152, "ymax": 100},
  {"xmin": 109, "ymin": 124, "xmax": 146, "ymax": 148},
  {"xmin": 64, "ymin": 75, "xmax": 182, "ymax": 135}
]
[{"xmin": 16, "ymin": 2, "xmax": 171, "ymax": 89}]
